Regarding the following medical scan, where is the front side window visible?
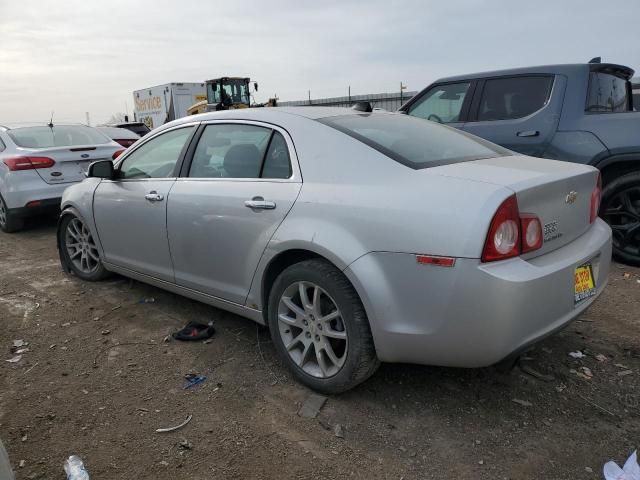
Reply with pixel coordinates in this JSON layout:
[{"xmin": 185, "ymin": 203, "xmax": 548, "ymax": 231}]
[
  {"xmin": 119, "ymin": 126, "xmax": 193, "ymax": 179},
  {"xmin": 408, "ymin": 82, "xmax": 470, "ymax": 123},
  {"xmin": 8, "ymin": 125, "xmax": 111, "ymax": 148},
  {"xmin": 319, "ymin": 113, "xmax": 509, "ymax": 169},
  {"xmin": 477, "ymin": 76, "xmax": 553, "ymax": 121},
  {"xmin": 586, "ymin": 72, "xmax": 630, "ymax": 113}
]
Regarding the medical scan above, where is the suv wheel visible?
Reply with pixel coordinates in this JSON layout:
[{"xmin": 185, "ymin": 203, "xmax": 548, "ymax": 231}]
[
  {"xmin": 58, "ymin": 214, "xmax": 109, "ymax": 281},
  {"xmin": 601, "ymin": 171, "xmax": 640, "ymax": 266},
  {"xmin": 0, "ymin": 194, "xmax": 24, "ymax": 233},
  {"xmin": 267, "ymin": 259, "xmax": 379, "ymax": 394}
]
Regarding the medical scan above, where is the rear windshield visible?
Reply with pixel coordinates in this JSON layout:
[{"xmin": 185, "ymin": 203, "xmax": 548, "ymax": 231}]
[
  {"xmin": 8, "ymin": 125, "xmax": 110, "ymax": 148},
  {"xmin": 586, "ymin": 72, "xmax": 631, "ymax": 113},
  {"xmin": 319, "ymin": 113, "xmax": 509, "ymax": 169}
]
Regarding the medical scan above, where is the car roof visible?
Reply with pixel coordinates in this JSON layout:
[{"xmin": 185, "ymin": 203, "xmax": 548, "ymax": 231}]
[{"xmin": 432, "ymin": 62, "xmax": 634, "ymax": 83}]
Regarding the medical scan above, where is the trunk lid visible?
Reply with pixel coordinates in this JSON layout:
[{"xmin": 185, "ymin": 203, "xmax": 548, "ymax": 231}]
[
  {"xmin": 22, "ymin": 145, "xmax": 119, "ymax": 185},
  {"xmin": 433, "ymin": 155, "xmax": 599, "ymax": 257}
]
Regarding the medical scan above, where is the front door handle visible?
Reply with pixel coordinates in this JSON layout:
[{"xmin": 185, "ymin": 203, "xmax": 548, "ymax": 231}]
[
  {"xmin": 245, "ymin": 196, "xmax": 276, "ymax": 210},
  {"xmin": 144, "ymin": 191, "xmax": 164, "ymax": 202},
  {"xmin": 516, "ymin": 130, "xmax": 540, "ymax": 137}
]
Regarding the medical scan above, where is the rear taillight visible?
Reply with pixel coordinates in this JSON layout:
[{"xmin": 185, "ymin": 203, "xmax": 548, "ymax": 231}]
[
  {"xmin": 116, "ymin": 139, "xmax": 135, "ymax": 148},
  {"xmin": 3, "ymin": 156, "xmax": 55, "ymax": 171},
  {"xmin": 520, "ymin": 214, "xmax": 543, "ymax": 253},
  {"xmin": 590, "ymin": 173, "xmax": 602, "ymax": 224},
  {"xmin": 481, "ymin": 195, "xmax": 543, "ymax": 262},
  {"xmin": 112, "ymin": 149, "xmax": 125, "ymax": 159}
]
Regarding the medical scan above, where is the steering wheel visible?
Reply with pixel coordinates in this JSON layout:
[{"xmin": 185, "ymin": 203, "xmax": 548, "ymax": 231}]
[{"xmin": 427, "ymin": 114, "xmax": 443, "ymax": 123}]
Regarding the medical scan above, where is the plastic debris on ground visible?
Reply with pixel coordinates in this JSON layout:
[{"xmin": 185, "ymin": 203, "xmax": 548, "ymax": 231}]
[
  {"xmin": 138, "ymin": 297, "xmax": 155, "ymax": 304},
  {"xmin": 604, "ymin": 450, "xmax": 640, "ymax": 480},
  {"xmin": 63, "ymin": 455, "xmax": 90, "ymax": 480},
  {"xmin": 172, "ymin": 321, "xmax": 215, "ymax": 341},
  {"xmin": 156, "ymin": 415, "xmax": 192, "ymax": 433},
  {"xmin": 569, "ymin": 351, "xmax": 586, "ymax": 359},
  {"xmin": 298, "ymin": 393, "xmax": 328, "ymax": 418},
  {"xmin": 5, "ymin": 355, "xmax": 22, "ymax": 363},
  {"xmin": 183, "ymin": 374, "xmax": 207, "ymax": 389},
  {"xmin": 511, "ymin": 398, "xmax": 533, "ymax": 407}
]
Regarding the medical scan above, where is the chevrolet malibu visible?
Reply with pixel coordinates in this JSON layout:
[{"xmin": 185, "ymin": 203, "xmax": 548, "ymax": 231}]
[{"xmin": 57, "ymin": 107, "xmax": 611, "ymax": 393}]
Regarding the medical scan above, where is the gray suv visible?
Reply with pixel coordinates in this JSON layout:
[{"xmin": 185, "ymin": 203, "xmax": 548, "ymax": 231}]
[{"xmin": 402, "ymin": 62, "xmax": 640, "ymax": 265}]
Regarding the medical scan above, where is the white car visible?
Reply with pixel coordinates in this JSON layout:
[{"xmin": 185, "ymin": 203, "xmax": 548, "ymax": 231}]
[{"xmin": 0, "ymin": 123, "xmax": 123, "ymax": 232}]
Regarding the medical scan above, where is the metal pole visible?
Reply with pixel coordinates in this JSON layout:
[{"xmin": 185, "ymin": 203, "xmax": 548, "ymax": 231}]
[
  {"xmin": 348, "ymin": 85, "xmax": 351, "ymax": 104},
  {"xmin": 308, "ymin": 90, "xmax": 311, "ymax": 105},
  {"xmin": 85, "ymin": 112, "xmax": 90, "ymax": 126}
]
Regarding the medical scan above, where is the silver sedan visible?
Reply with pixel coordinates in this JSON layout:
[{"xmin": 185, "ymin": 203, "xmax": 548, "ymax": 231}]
[{"xmin": 57, "ymin": 107, "xmax": 611, "ymax": 393}]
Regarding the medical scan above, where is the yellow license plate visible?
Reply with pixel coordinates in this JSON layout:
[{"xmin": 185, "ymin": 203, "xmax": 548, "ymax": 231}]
[{"xmin": 574, "ymin": 264, "xmax": 596, "ymax": 304}]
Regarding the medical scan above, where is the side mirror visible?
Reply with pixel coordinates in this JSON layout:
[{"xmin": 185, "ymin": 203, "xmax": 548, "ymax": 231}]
[
  {"xmin": 254, "ymin": 82, "xmax": 258, "ymax": 92},
  {"xmin": 87, "ymin": 160, "xmax": 114, "ymax": 179}
]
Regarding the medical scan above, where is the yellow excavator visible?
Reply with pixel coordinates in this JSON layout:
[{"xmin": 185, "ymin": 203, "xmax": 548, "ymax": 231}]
[{"xmin": 187, "ymin": 77, "xmax": 277, "ymax": 115}]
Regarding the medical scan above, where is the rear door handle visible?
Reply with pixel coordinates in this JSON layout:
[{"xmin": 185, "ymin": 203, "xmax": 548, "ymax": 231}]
[
  {"xmin": 144, "ymin": 191, "xmax": 164, "ymax": 202},
  {"xmin": 245, "ymin": 196, "xmax": 276, "ymax": 210},
  {"xmin": 516, "ymin": 130, "xmax": 539, "ymax": 137}
]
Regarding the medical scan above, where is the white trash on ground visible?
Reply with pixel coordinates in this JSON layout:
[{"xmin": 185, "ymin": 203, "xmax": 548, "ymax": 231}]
[
  {"xmin": 64, "ymin": 455, "xmax": 89, "ymax": 480},
  {"xmin": 604, "ymin": 451, "xmax": 639, "ymax": 480}
]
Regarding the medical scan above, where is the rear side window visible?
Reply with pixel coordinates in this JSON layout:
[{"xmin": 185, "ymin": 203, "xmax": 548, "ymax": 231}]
[
  {"xmin": 319, "ymin": 114, "xmax": 509, "ymax": 169},
  {"xmin": 586, "ymin": 72, "xmax": 630, "ymax": 113},
  {"xmin": 477, "ymin": 76, "xmax": 553, "ymax": 121},
  {"xmin": 0, "ymin": 138, "xmax": 5, "ymax": 152},
  {"xmin": 189, "ymin": 124, "xmax": 272, "ymax": 179},
  {"xmin": 8, "ymin": 125, "xmax": 111, "ymax": 148}
]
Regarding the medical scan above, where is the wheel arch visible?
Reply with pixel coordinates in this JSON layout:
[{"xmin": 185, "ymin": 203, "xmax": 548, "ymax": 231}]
[
  {"xmin": 259, "ymin": 247, "xmax": 371, "ymax": 328},
  {"xmin": 595, "ymin": 154, "xmax": 640, "ymax": 185}
]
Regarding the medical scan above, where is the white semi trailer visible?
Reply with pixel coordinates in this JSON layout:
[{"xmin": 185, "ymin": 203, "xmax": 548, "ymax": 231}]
[{"xmin": 133, "ymin": 82, "xmax": 206, "ymax": 130}]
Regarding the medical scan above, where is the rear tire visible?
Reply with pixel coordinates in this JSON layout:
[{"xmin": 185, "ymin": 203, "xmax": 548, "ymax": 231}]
[
  {"xmin": 600, "ymin": 171, "xmax": 640, "ymax": 267},
  {"xmin": 0, "ymin": 194, "xmax": 24, "ymax": 233},
  {"xmin": 58, "ymin": 214, "xmax": 109, "ymax": 281},
  {"xmin": 267, "ymin": 259, "xmax": 379, "ymax": 394}
]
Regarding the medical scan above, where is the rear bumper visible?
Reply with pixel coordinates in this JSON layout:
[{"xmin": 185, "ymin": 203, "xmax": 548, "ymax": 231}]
[
  {"xmin": 2, "ymin": 170, "xmax": 70, "ymax": 215},
  {"xmin": 344, "ymin": 218, "xmax": 612, "ymax": 367},
  {"xmin": 9, "ymin": 197, "xmax": 61, "ymax": 218}
]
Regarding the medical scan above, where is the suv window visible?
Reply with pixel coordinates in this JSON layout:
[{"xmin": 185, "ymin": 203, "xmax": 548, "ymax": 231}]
[
  {"xmin": 262, "ymin": 132, "xmax": 292, "ymax": 179},
  {"xmin": 477, "ymin": 76, "xmax": 553, "ymax": 121},
  {"xmin": 586, "ymin": 72, "xmax": 631, "ymax": 113},
  {"xmin": 119, "ymin": 126, "xmax": 193, "ymax": 179},
  {"xmin": 319, "ymin": 114, "xmax": 509, "ymax": 170},
  {"xmin": 407, "ymin": 82, "xmax": 470, "ymax": 123},
  {"xmin": 189, "ymin": 124, "xmax": 272, "ymax": 179}
]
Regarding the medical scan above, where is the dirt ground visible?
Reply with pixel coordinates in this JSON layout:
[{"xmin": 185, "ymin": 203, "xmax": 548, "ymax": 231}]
[{"xmin": 1, "ymin": 216, "xmax": 639, "ymax": 480}]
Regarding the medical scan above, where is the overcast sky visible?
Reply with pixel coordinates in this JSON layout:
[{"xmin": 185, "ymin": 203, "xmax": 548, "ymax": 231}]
[{"xmin": 0, "ymin": 0, "xmax": 637, "ymax": 125}]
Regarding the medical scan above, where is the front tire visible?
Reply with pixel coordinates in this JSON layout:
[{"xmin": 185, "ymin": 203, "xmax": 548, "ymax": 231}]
[
  {"xmin": 58, "ymin": 214, "xmax": 109, "ymax": 281},
  {"xmin": 601, "ymin": 171, "xmax": 640, "ymax": 267},
  {"xmin": 0, "ymin": 194, "xmax": 24, "ymax": 233},
  {"xmin": 267, "ymin": 259, "xmax": 379, "ymax": 394}
]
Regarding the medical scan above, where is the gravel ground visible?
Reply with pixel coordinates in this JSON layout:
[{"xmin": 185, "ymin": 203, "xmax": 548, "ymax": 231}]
[{"xmin": 1, "ymin": 216, "xmax": 639, "ymax": 479}]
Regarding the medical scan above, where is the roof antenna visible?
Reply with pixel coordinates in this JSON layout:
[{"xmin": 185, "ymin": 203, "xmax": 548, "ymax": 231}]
[{"xmin": 48, "ymin": 112, "xmax": 54, "ymax": 128}]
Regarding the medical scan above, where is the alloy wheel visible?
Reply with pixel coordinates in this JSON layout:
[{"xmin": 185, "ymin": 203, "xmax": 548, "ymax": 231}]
[
  {"xmin": 601, "ymin": 185, "xmax": 640, "ymax": 259},
  {"xmin": 277, "ymin": 281, "xmax": 348, "ymax": 378},
  {"xmin": 65, "ymin": 218, "xmax": 101, "ymax": 274}
]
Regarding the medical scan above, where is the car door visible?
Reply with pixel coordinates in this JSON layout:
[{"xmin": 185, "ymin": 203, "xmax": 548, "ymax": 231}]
[
  {"xmin": 167, "ymin": 121, "xmax": 302, "ymax": 305},
  {"xmin": 403, "ymin": 81, "xmax": 474, "ymax": 130},
  {"xmin": 93, "ymin": 125, "xmax": 196, "ymax": 282},
  {"xmin": 462, "ymin": 74, "xmax": 565, "ymax": 156}
]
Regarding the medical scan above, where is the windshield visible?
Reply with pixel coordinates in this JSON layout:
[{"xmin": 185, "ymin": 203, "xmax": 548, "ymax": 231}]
[
  {"xmin": 8, "ymin": 125, "xmax": 111, "ymax": 148},
  {"xmin": 207, "ymin": 79, "xmax": 250, "ymax": 106},
  {"xmin": 319, "ymin": 113, "xmax": 510, "ymax": 169}
]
